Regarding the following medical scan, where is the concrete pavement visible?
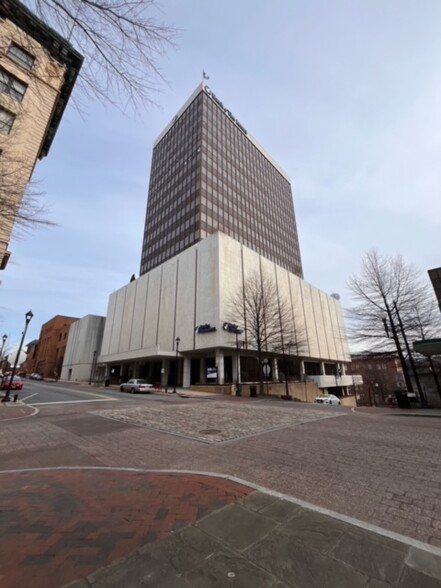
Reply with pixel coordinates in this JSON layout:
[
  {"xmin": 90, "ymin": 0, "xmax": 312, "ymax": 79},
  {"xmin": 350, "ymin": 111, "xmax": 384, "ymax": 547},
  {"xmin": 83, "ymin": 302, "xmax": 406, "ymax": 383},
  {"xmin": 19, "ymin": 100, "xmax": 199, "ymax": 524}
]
[
  {"xmin": 66, "ymin": 484, "xmax": 441, "ymax": 588},
  {"xmin": 1, "ymin": 468, "xmax": 440, "ymax": 588}
]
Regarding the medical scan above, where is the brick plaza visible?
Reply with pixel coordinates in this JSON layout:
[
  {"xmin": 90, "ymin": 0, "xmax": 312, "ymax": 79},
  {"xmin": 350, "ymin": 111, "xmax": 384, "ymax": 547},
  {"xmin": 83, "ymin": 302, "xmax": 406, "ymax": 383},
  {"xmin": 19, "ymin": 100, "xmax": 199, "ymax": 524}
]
[{"xmin": 1, "ymin": 395, "xmax": 440, "ymax": 550}]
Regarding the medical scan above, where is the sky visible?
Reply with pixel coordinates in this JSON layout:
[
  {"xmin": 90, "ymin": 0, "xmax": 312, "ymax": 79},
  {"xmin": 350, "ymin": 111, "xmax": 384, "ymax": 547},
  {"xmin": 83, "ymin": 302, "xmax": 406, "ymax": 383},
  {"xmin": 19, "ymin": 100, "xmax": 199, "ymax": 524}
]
[{"xmin": 1, "ymin": 0, "xmax": 441, "ymax": 352}]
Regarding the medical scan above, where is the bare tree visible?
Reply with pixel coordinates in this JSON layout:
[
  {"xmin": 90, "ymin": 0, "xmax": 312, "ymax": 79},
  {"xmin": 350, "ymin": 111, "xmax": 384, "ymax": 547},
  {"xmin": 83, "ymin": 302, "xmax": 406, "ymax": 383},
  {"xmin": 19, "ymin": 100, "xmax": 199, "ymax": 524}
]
[
  {"xmin": 348, "ymin": 249, "xmax": 440, "ymax": 399},
  {"xmin": 24, "ymin": 0, "xmax": 176, "ymax": 109},
  {"xmin": 228, "ymin": 270, "xmax": 305, "ymax": 395},
  {"xmin": 0, "ymin": 148, "xmax": 56, "ymax": 239},
  {"xmin": 2, "ymin": 0, "xmax": 175, "ymax": 251}
]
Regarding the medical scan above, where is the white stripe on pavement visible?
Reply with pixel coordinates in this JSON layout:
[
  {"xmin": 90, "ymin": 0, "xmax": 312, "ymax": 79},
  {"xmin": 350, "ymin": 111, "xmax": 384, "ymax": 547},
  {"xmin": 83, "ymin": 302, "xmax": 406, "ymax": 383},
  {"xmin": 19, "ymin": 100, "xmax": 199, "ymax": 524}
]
[
  {"xmin": 29, "ymin": 398, "xmax": 117, "ymax": 406},
  {"xmin": 19, "ymin": 393, "xmax": 39, "ymax": 402}
]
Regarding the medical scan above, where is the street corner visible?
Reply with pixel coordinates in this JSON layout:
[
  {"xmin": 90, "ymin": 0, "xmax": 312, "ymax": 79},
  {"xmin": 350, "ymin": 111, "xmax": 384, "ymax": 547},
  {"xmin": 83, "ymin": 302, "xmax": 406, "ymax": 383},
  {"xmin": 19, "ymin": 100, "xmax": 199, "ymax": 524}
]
[
  {"xmin": 0, "ymin": 468, "xmax": 252, "ymax": 588},
  {"xmin": 0, "ymin": 401, "xmax": 37, "ymax": 421}
]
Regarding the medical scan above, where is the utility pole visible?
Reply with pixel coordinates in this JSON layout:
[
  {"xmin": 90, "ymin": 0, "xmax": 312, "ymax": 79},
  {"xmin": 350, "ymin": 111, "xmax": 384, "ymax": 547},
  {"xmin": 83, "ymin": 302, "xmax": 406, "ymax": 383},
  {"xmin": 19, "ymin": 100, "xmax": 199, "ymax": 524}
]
[
  {"xmin": 393, "ymin": 301, "xmax": 427, "ymax": 407},
  {"xmin": 382, "ymin": 306, "xmax": 413, "ymax": 394}
]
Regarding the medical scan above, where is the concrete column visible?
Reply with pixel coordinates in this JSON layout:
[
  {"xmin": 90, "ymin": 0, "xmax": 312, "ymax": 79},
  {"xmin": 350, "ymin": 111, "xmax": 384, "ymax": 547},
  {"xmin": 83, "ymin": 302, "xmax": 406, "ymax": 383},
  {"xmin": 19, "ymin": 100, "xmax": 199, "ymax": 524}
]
[
  {"xmin": 216, "ymin": 350, "xmax": 225, "ymax": 385},
  {"xmin": 148, "ymin": 362, "xmax": 154, "ymax": 382},
  {"xmin": 272, "ymin": 358, "xmax": 279, "ymax": 382},
  {"xmin": 161, "ymin": 359, "xmax": 170, "ymax": 388},
  {"xmin": 232, "ymin": 352, "xmax": 241, "ymax": 384},
  {"xmin": 320, "ymin": 362, "xmax": 326, "ymax": 375},
  {"xmin": 300, "ymin": 360, "xmax": 306, "ymax": 381},
  {"xmin": 199, "ymin": 357, "xmax": 206, "ymax": 384},
  {"xmin": 183, "ymin": 356, "xmax": 191, "ymax": 388},
  {"xmin": 133, "ymin": 363, "xmax": 139, "ymax": 378}
]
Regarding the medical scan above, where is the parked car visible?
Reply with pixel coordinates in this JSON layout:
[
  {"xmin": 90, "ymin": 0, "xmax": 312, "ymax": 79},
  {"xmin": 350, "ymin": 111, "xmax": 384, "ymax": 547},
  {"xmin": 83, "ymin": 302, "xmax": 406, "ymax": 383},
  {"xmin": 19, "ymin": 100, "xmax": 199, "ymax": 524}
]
[
  {"xmin": 314, "ymin": 394, "xmax": 341, "ymax": 406},
  {"xmin": 29, "ymin": 373, "xmax": 43, "ymax": 380},
  {"xmin": 1, "ymin": 376, "xmax": 23, "ymax": 391},
  {"xmin": 119, "ymin": 379, "xmax": 154, "ymax": 393}
]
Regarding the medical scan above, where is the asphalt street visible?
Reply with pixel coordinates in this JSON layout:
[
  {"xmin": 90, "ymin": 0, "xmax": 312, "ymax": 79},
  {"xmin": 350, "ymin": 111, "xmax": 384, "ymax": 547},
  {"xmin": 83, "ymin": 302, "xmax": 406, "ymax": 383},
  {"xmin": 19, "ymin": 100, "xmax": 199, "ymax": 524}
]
[{"xmin": 16, "ymin": 380, "xmax": 171, "ymax": 405}]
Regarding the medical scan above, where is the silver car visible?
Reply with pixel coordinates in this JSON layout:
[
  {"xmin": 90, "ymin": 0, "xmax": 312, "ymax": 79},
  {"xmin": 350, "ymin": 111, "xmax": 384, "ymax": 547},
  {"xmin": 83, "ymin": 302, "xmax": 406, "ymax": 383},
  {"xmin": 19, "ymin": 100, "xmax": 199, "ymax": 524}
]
[
  {"xmin": 314, "ymin": 394, "xmax": 341, "ymax": 406},
  {"xmin": 119, "ymin": 379, "xmax": 154, "ymax": 393}
]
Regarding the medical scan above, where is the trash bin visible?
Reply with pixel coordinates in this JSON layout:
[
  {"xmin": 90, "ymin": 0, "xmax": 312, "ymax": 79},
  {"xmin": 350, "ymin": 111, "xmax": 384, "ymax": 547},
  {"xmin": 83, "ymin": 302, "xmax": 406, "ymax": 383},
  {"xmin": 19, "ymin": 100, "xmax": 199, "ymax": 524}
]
[
  {"xmin": 104, "ymin": 379, "xmax": 110, "ymax": 387},
  {"xmin": 250, "ymin": 385, "xmax": 257, "ymax": 398},
  {"xmin": 236, "ymin": 384, "xmax": 241, "ymax": 397},
  {"xmin": 395, "ymin": 390, "xmax": 410, "ymax": 409}
]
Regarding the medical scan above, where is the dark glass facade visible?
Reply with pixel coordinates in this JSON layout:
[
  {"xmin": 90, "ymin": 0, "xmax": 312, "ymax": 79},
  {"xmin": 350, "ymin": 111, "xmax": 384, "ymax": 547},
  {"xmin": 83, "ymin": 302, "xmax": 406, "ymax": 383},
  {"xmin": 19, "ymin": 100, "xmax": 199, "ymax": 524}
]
[
  {"xmin": 428, "ymin": 267, "xmax": 441, "ymax": 311},
  {"xmin": 140, "ymin": 86, "xmax": 303, "ymax": 277}
]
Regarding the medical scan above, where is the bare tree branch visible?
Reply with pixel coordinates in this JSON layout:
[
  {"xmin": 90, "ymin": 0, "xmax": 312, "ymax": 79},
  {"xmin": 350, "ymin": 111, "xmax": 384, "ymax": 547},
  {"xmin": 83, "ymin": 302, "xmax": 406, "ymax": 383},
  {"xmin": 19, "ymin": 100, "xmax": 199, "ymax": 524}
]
[
  {"xmin": 24, "ymin": 0, "xmax": 177, "ymax": 110},
  {"xmin": 347, "ymin": 249, "xmax": 441, "ymax": 352},
  {"xmin": 227, "ymin": 270, "xmax": 307, "ymax": 394},
  {"xmin": 0, "ymin": 147, "xmax": 56, "ymax": 241}
]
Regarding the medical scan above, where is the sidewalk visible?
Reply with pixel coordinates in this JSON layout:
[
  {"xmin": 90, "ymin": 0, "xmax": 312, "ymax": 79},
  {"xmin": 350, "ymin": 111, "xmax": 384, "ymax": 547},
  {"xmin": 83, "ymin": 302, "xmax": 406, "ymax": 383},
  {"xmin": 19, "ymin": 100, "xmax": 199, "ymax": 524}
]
[
  {"xmin": 0, "ymin": 468, "xmax": 440, "ymax": 588},
  {"xmin": 355, "ymin": 406, "xmax": 441, "ymax": 418},
  {"xmin": 0, "ymin": 401, "xmax": 36, "ymax": 420}
]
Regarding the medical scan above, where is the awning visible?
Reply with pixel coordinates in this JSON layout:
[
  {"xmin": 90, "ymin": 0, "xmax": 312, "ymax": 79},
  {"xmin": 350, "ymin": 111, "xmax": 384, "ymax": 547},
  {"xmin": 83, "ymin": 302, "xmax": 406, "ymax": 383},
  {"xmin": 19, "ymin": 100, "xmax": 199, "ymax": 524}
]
[{"xmin": 413, "ymin": 339, "xmax": 441, "ymax": 357}]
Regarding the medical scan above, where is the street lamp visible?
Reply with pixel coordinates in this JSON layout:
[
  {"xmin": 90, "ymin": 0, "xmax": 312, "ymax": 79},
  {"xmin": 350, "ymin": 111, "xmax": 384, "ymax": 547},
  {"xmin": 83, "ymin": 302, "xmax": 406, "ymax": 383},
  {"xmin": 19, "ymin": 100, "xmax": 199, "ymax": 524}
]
[
  {"xmin": 234, "ymin": 329, "xmax": 244, "ymax": 396},
  {"xmin": 2, "ymin": 310, "xmax": 33, "ymax": 402},
  {"xmin": 173, "ymin": 336, "xmax": 180, "ymax": 393}
]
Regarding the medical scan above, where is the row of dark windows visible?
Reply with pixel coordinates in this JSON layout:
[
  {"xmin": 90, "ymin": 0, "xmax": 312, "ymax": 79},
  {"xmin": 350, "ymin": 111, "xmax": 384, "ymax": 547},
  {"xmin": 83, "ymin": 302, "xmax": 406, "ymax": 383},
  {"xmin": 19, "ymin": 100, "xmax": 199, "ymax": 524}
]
[
  {"xmin": 141, "ymin": 88, "xmax": 302, "ymax": 276},
  {"xmin": 0, "ymin": 43, "xmax": 36, "ymax": 135},
  {"xmin": 203, "ymin": 94, "xmax": 289, "ymax": 186}
]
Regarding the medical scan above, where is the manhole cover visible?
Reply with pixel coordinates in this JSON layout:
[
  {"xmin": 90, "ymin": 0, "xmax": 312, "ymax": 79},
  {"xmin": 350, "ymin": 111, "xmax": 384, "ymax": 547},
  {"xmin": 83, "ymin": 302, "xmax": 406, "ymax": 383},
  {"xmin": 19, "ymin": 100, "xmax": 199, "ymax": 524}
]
[{"xmin": 199, "ymin": 429, "xmax": 222, "ymax": 435}]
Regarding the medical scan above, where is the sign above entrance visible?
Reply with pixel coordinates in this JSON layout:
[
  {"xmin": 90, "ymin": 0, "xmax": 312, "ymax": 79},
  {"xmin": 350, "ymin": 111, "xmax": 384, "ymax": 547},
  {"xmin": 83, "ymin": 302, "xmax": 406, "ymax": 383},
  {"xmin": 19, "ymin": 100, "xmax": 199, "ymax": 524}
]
[
  {"xmin": 195, "ymin": 323, "xmax": 216, "ymax": 334},
  {"xmin": 222, "ymin": 322, "xmax": 243, "ymax": 335}
]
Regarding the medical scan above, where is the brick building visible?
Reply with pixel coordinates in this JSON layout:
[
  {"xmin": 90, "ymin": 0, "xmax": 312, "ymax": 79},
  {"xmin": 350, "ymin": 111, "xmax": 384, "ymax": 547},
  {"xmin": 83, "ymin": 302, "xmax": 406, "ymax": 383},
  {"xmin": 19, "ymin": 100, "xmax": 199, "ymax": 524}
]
[
  {"xmin": 23, "ymin": 338, "xmax": 39, "ymax": 375},
  {"xmin": 0, "ymin": 0, "xmax": 82, "ymax": 270},
  {"xmin": 34, "ymin": 315, "xmax": 78, "ymax": 379},
  {"xmin": 347, "ymin": 353, "xmax": 406, "ymax": 406}
]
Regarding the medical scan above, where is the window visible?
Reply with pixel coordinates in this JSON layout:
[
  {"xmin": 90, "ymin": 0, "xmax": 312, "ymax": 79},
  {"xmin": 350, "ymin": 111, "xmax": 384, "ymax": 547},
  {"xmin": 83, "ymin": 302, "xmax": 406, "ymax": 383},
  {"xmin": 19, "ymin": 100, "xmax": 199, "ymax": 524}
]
[
  {"xmin": 0, "ymin": 67, "xmax": 27, "ymax": 102},
  {"xmin": 0, "ymin": 107, "xmax": 15, "ymax": 134},
  {"xmin": 7, "ymin": 43, "xmax": 35, "ymax": 70}
]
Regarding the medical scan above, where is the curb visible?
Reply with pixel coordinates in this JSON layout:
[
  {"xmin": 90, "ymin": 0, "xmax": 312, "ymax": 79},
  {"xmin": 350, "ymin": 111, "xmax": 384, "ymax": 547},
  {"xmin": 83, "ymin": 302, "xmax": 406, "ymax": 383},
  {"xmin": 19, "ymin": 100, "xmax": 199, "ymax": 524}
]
[
  {"xmin": 0, "ymin": 403, "xmax": 39, "ymax": 421},
  {"xmin": 352, "ymin": 407, "xmax": 441, "ymax": 418}
]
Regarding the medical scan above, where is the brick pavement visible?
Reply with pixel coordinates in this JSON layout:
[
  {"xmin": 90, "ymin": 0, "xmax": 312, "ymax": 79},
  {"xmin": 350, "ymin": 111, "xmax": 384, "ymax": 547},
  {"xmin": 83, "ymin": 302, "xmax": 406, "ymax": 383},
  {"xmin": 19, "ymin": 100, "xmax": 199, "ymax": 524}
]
[
  {"xmin": 0, "ymin": 403, "xmax": 36, "ymax": 421},
  {"xmin": 94, "ymin": 402, "xmax": 340, "ymax": 443},
  {"xmin": 0, "ymin": 469, "xmax": 250, "ymax": 588},
  {"xmin": 1, "ymin": 398, "xmax": 441, "ymax": 548}
]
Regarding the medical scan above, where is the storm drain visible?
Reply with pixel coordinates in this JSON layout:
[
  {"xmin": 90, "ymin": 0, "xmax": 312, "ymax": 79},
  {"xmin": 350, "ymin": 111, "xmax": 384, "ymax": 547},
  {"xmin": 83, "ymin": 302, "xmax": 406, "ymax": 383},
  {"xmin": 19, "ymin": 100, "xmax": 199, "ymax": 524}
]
[{"xmin": 199, "ymin": 429, "xmax": 222, "ymax": 435}]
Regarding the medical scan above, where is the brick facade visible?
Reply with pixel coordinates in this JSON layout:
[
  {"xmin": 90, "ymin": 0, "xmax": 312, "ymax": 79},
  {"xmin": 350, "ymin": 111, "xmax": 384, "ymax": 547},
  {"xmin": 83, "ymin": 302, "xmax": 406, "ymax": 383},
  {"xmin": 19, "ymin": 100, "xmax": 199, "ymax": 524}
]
[
  {"xmin": 34, "ymin": 315, "xmax": 78, "ymax": 379},
  {"xmin": 0, "ymin": 0, "xmax": 82, "ymax": 270},
  {"xmin": 347, "ymin": 353, "xmax": 406, "ymax": 406}
]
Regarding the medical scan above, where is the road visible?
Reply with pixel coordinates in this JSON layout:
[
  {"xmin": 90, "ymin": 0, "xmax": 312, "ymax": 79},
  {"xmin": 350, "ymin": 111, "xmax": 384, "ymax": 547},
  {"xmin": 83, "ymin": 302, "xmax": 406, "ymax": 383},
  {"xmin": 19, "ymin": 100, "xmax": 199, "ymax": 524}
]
[{"xmin": 17, "ymin": 380, "xmax": 174, "ymax": 405}]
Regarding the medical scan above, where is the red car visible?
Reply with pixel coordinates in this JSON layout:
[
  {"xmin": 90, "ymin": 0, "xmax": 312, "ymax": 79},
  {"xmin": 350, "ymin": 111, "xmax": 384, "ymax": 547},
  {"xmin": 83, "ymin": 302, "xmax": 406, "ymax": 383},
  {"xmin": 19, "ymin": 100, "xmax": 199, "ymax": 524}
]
[{"xmin": 1, "ymin": 376, "xmax": 23, "ymax": 391}]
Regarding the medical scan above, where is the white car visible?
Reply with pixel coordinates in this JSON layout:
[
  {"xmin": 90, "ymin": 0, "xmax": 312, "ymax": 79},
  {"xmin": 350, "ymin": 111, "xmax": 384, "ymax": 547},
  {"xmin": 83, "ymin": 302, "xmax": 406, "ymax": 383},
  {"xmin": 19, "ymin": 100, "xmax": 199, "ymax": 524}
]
[
  {"xmin": 119, "ymin": 379, "xmax": 154, "ymax": 393},
  {"xmin": 30, "ymin": 373, "xmax": 43, "ymax": 380},
  {"xmin": 315, "ymin": 394, "xmax": 341, "ymax": 406}
]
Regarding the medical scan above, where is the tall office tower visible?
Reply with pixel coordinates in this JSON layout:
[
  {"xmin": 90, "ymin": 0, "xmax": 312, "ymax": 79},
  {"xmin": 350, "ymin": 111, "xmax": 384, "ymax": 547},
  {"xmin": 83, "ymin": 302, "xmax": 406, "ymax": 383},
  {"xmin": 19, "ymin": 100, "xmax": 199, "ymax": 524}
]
[{"xmin": 140, "ymin": 84, "xmax": 303, "ymax": 277}]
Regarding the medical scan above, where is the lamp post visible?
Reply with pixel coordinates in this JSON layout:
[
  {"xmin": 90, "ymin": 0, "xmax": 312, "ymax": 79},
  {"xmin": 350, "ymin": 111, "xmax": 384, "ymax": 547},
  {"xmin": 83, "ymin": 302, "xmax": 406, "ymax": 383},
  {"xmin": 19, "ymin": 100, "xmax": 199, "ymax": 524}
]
[
  {"xmin": 173, "ymin": 336, "xmax": 180, "ymax": 393},
  {"xmin": 89, "ymin": 350, "xmax": 97, "ymax": 385},
  {"xmin": 234, "ymin": 329, "xmax": 243, "ymax": 396},
  {"xmin": 2, "ymin": 310, "xmax": 33, "ymax": 402},
  {"xmin": 0, "ymin": 334, "xmax": 7, "ymax": 365},
  {"xmin": 392, "ymin": 300, "xmax": 427, "ymax": 407}
]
